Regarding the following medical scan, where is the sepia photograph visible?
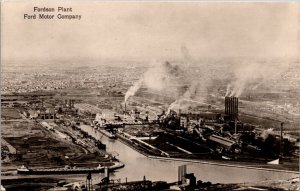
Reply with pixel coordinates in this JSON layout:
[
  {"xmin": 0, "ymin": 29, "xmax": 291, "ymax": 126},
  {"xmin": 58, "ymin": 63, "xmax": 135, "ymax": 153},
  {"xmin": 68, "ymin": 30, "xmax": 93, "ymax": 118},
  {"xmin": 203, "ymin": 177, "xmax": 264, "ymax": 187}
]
[{"xmin": 1, "ymin": 1, "xmax": 299, "ymax": 190}]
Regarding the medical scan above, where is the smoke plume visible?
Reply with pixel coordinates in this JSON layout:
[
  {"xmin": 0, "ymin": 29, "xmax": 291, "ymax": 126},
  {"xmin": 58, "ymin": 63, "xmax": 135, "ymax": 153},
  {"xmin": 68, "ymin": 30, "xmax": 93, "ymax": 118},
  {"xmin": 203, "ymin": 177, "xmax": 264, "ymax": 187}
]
[
  {"xmin": 124, "ymin": 60, "xmax": 187, "ymax": 103},
  {"xmin": 166, "ymin": 45, "xmax": 214, "ymax": 114},
  {"xmin": 124, "ymin": 78, "xmax": 143, "ymax": 102},
  {"xmin": 166, "ymin": 81, "xmax": 200, "ymax": 114},
  {"xmin": 260, "ymin": 128, "xmax": 274, "ymax": 140},
  {"xmin": 225, "ymin": 60, "xmax": 290, "ymax": 97}
]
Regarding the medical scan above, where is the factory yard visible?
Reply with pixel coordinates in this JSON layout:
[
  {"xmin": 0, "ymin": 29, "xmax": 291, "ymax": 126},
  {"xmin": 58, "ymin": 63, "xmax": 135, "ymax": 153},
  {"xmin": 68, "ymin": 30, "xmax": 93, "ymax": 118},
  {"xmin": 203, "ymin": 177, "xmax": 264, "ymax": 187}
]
[
  {"xmin": 116, "ymin": 124, "xmax": 299, "ymax": 171},
  {"xmin": 118, "ymin": 125, "xmax": 213, "ymax": 158},
  {"xmin": 1, "ymin": 108, "xmax": 116, "ymax": 174}
]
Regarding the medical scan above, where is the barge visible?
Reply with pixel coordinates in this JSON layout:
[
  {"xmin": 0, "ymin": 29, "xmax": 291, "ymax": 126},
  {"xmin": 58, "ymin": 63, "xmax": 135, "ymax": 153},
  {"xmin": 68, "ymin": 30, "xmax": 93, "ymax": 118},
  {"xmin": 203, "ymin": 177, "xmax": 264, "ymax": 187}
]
[
  {"xmin": 17, "ymin": 162, "xmax": 125, "ymax": 175},
  {"xmin": 97, "ymin": 128, "xmax": 117, "ymax": 139}
]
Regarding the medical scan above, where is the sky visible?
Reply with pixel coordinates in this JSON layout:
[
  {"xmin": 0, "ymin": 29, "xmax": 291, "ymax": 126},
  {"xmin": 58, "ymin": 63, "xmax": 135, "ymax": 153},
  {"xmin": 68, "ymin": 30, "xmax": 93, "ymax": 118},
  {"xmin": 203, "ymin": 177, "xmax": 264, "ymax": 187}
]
[{"xmin": 2, "ymin": 2, "xmax": 299, "ymax": 64}]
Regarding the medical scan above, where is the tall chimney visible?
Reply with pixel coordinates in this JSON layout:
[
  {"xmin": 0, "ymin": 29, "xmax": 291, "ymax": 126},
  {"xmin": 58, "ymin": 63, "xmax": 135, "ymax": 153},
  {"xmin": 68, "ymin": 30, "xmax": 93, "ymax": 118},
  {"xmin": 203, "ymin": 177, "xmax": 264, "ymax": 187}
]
[
  {"xmin": 231, "ymin": 97, "xmax": 233, "ymax": 117},
  {"xmin": 234, "ymin": 119, "xmax": 237, "ymax": 134},
  {"xmin": 234, "ymin": 97, "xmax": 238, "ymax": 119},
  {"xmin": 231, "ymin": 97, "xmax": 234, "ymax": 118},
  {"xmin": 280, "ymin": 122, "xmax": 284, "ymax": 157},
  {"xmin": 225, "ymin": 97, "xmax": 227, "ymax": 115},
  {"xmin": 237, "ymin": 97, "xmax": 239, "ymax": 118}
]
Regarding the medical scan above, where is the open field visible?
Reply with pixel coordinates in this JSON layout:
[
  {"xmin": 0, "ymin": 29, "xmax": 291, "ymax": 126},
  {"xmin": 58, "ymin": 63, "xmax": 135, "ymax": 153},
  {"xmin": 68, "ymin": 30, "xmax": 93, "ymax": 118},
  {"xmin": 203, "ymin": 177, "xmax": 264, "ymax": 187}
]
[
  {"xmin": 1, "ymin": 108, "xmax": 22, "ymax": 120},
  {"xmin": 1, "ymin": 118, "xmax": 109, "ymax": 172},
  {"xmin": 2, "ymin": 120, "xmax": 84, "ymax": 168}
]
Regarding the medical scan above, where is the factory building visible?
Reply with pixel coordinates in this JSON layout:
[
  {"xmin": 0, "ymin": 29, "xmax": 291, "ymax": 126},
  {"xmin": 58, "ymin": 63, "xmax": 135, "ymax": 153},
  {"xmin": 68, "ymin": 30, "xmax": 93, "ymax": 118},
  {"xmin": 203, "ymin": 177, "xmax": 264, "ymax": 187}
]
[
  {"xmin": 180, "ymin": 112, "xmax": 222, "ymax": 127},
  {"xmin": 130, "ymin": 109, "xmax": 141, "ymax": 121},
  {"xmin": 27, "ymin": 108, "xmax": 56, "ymax": 120},
  {"xmin": 208, "ymin": 134, "xmax": 239, "ymax": 152},
  {"xmin": 64, "ymin": 99, "xmax": 75, "ymax": 108},
  {"xmin": 94, "ymin": 109, "xmax": 117, "ymax": 126}
]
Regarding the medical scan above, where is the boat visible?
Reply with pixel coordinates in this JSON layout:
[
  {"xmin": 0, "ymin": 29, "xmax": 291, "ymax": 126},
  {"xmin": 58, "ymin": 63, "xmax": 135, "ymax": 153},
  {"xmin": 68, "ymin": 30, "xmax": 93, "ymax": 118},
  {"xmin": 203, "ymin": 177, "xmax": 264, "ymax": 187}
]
[
  {"xmin": 17, "ymin": 162, "xmax": 125, "ymax": 175},
  {"xmin": 98, "ymin": 128, "xmax": 117, "ymax": 139}
]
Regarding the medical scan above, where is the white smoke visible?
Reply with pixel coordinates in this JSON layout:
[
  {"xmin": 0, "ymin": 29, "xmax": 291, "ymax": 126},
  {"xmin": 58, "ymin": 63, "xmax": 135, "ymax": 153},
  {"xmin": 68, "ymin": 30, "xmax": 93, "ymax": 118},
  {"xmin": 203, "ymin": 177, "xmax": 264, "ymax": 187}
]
[
  {"xmin": 166, "ymin": 99, "xmax": 180, "ymax": 115},
  {"xmin": 260, "ymin": 128, "xmax": 274, "ymax": 140},
  {"xmin": 225, "ymin": 84, "xmax": 232, "ymax": 97},
  {"xmin": 166, "ymin": 45, "xmax": 213, "ymax": 114},
  {"xmin": 225, "ymin": 60, "xmax": 290, "ymax": 97},
  {"xmin": 166, "ymin": 81, "xmax": 200, "ymax": 115},
  {"xmin": 143, "ymin": 61, "xmax": 182, "ymax": 92},
  {"xmin": 124, "ymin": 78, "xmax": 143, "ymax": 102},
  {"xmin": 124, "ymin": 60, "xmax": 186, "ymax": 103}
]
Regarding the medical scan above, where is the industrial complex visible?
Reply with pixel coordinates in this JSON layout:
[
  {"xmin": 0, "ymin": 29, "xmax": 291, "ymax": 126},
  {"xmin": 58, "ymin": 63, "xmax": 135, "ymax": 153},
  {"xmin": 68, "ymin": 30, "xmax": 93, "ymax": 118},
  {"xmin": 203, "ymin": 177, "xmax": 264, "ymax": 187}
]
[{"xmin": 1, "ymin": 63, "xmax": 299, "ymax": 190}]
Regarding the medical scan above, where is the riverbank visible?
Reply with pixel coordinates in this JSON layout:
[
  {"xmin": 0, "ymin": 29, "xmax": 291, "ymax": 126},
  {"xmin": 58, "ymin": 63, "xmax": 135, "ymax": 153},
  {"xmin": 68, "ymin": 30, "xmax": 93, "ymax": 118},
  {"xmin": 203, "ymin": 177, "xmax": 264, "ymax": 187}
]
[
  {"xmin": 115, "ymin": 129, "xmax": 298, "ymax": 172},
  {"xmin": 79, "ymin": 124, "xmax": 299, "ymax": 184}
]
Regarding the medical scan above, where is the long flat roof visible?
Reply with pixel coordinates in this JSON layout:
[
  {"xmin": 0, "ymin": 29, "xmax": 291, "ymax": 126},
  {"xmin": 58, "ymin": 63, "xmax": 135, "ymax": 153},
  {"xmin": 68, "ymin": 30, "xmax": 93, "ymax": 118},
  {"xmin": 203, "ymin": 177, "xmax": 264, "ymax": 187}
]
[{"xmin": 208, "ymin": 134, "xmax": 236, "ymax": 147}]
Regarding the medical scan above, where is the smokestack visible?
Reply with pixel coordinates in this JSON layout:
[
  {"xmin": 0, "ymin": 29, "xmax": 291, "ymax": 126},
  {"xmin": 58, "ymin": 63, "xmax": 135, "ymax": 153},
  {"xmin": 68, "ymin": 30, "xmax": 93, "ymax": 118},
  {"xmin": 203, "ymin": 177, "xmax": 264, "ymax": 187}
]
[
  {"xmin": 124, "ymin": 102, "xmax": 127, "ymax": 114},
  {"xmin": 280, "ymin": 122, "xmax": 284, "ymax": 157},
  {"xmin": 225, "ymin": 97, "xmax": 228, "ymax": 115},
  {"xmin": 104, "ymin": 166, "xmax": 109, "ymax": 180},
  {"xmin": 234, "ymin": 119, "xmax": 237, "ymax": 134},
  {"xmin": 230, "ymin": 97, "xmax": 233, "ymax": 118},
  {"xmin": 235, "ymin": 97, "xmax": 239, "ymax": 119}
]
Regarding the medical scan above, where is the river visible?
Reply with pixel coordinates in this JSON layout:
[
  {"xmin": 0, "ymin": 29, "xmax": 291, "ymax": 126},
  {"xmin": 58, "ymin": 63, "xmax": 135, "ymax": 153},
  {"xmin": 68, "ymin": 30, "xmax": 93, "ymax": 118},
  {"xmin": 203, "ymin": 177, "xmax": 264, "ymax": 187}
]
[{"xmin": 80, "ymin": 125, "xmax": 298, "ymax": 184}]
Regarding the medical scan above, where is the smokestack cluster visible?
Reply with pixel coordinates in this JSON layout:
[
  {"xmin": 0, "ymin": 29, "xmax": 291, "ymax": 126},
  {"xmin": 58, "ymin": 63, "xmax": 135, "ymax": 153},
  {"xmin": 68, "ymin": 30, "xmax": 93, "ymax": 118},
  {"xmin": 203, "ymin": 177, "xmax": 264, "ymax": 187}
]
[
  {"xmin": 225, "ymin": 96, "xmax": 239, "ymax": 120},
  {"xmin": 65, "ymin": 99, "xmax": 75, "ymax": 108}
]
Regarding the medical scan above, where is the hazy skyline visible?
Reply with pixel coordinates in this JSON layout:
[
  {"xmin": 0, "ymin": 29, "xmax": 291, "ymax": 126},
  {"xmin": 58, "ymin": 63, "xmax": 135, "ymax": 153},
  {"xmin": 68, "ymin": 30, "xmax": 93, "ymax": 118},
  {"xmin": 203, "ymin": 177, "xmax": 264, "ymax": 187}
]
[{"xmin": 2, "ymin": 2, "xmax": 299, "ymax": 64}]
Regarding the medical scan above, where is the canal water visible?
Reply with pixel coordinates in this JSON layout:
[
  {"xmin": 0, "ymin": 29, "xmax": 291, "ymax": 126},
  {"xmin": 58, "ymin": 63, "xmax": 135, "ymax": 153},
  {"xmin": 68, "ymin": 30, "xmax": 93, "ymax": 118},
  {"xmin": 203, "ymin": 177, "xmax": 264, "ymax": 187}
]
[{"xmin": 80, "ymin": 125, "xmax": 298, "ymax": 184}]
